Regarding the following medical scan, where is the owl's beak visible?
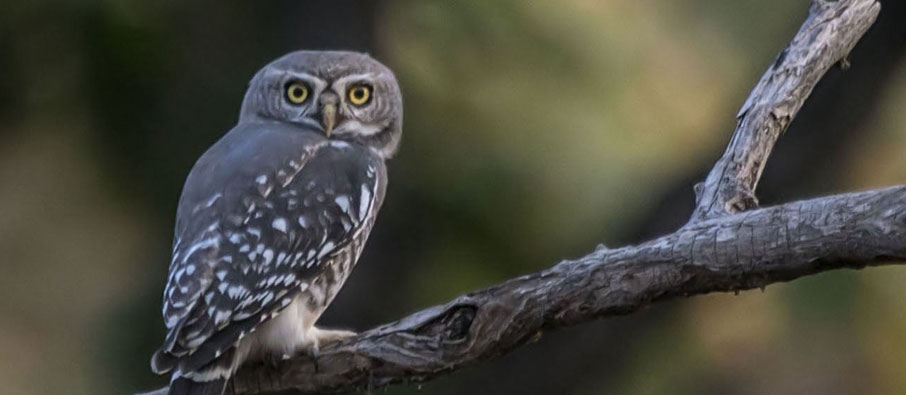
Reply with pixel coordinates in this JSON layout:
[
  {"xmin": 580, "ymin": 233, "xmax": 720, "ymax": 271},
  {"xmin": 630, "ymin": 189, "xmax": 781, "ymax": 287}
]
[{"xmin": 321, "ymin": 103, "xmax": 337, "ymax": 137}]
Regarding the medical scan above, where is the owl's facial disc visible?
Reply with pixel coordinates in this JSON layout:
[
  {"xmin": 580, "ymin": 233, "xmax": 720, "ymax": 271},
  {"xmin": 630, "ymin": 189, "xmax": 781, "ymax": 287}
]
[{"xmin": 241, "ymin": 51, "xmax": 402, "ymax": 158}]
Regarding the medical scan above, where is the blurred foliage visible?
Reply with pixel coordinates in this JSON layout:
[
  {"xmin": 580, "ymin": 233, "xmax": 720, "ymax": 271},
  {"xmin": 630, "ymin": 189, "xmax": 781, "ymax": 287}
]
[{"xmin": 1, "ymin": 1, "xmax": 905, "ymax": 395}]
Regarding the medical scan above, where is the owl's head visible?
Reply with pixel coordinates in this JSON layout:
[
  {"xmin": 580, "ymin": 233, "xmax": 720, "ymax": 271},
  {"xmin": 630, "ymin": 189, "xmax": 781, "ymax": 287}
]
[{"xmin": 240, "ymin": 50, "xmax": 403, "ymax": 158}]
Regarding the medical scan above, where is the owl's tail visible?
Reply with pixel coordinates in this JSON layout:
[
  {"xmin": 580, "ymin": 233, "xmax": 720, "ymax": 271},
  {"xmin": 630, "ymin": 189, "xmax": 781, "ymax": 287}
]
[{"xmin": 166, "ymin": 352, "xmax": 235, "ymax": 395}]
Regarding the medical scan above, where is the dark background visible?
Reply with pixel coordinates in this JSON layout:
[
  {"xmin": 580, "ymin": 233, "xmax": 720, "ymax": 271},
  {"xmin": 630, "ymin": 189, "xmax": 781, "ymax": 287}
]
[{"xmin": 2, "ymin": 1, "xmax": 905, "ymax": 394}]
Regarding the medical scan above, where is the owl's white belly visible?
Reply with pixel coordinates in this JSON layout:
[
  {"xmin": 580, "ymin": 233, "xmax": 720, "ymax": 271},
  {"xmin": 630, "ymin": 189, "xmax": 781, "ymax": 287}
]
[
  {"xmin": 233, "ymin": 254, "xmax": 356, "ymax": 368},
  {"xmin": 231, "ymin": 221, "xmax": 371, "ymax": 370},
  {"xmin": 234, "ymin": 292, "xmax": 323, "ymax": 366}
]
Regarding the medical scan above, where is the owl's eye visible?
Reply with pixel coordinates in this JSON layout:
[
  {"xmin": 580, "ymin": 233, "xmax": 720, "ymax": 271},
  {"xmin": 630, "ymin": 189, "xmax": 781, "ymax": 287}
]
[
  {"xmin": 347, "ymin": 84, "xmax": 372, "ymax": 106},
  {"xmin": 285, "ymin": 82, "xmax": 309, "ymax": 105}
]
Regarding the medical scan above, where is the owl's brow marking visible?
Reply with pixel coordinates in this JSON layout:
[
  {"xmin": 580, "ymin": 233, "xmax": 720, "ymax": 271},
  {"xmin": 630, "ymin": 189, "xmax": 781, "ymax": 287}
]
[
  {"xmin": 276, "ymin": 71, "xmax": 326, "ymax": 92},
  {"xmin": 333, "ymin": 73, "xmax": 378, "ymax": 88}
]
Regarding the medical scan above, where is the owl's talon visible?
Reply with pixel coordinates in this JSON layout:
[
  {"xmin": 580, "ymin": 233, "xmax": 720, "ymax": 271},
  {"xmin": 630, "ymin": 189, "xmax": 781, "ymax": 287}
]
[
  {"xmin": 264, "ymin": 353, "xmax": 283, "ymax": 370},
  {"xmin": 309, "ymin": 343, "xmax": 321, "ymax": 358},
  {"xmin": 308, "ymin": 345, "xmax": 322, "ymax": 374}
]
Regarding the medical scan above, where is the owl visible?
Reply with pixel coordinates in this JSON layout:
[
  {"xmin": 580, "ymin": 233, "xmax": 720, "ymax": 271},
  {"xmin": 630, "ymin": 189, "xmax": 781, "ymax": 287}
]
[{"xmin": 150, "ymin": 51, "xmax": 403, "ymax": 395}]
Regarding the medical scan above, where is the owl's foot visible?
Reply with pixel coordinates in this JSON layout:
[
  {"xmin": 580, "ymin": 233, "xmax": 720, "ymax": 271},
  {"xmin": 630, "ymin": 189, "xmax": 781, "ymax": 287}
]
[
  {"xmin": 307, "ymin": 327, "xmax": 357, "ymax": 357},
  {"xmin": 312, "ymin": 327, "xmax": 357, "ymax": 345},
  {"xmin": 265, "ymin": 353, "xmax": 286, "ymax": 369},
  {"xmin": 303, "ymin": 327, "xmax": 356, "ymax": 373}
]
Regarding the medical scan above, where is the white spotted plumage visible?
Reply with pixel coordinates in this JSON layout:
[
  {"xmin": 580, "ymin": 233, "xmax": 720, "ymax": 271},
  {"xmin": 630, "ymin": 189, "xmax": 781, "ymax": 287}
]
[
  {"xmin": 272, "ymin": 217, "xmax": 288, "ymax": 233},
  {"xmin": 152, "ymin": 50, "xmax": 401, "ymax": 395},
  {"xmin": 154, "ymin": 128, "xmax": 388, "ymax": 394}
]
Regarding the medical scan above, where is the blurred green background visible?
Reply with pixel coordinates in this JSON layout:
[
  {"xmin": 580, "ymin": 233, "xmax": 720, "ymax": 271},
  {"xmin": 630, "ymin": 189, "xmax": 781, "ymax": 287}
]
[{"xmin": 2, "ymin": 1, "xmax": 906, "ymax": 394}]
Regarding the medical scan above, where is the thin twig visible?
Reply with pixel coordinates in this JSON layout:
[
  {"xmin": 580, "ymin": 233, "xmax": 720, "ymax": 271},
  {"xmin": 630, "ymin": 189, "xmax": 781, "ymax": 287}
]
[{"xmin": 689, "ymin": 0, "xmax": 880, "ymax": 222}]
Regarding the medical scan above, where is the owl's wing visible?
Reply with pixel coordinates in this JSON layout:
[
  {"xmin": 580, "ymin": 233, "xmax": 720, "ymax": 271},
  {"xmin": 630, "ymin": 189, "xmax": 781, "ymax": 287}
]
[{"xmin": 152, "ymin": 124, "xmax": 385, "ymax": 375}]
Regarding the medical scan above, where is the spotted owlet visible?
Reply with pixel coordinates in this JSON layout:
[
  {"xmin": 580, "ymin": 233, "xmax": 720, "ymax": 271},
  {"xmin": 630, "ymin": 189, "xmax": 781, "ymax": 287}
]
[{"xmin": 149, "ymin": 51, "xmax": 403, "ymax": 395}]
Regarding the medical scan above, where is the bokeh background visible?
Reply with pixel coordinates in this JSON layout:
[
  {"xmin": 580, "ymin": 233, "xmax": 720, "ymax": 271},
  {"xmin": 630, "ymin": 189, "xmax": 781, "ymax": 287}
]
[{"xmin": 2, "ymin": 1, "xmax": 906, "ymax": 394}]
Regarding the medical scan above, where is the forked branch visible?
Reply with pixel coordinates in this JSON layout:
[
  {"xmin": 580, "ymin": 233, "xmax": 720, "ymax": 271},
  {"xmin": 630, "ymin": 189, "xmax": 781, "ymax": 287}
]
[
  {"xmin": 229, "ymin": 186, "xmax": 905, "ymax": 395},
  {"xmin": 689, "ymin": 0, "xmax": 880, "ymax": 221}
]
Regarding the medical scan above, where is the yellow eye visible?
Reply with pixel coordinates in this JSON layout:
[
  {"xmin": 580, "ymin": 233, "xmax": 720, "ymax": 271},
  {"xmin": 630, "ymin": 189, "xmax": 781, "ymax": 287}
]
[
  {"xmin": 285, "ymin": 82, "xmax": 308, "ymax": 104},
  {"xmin": 348, "ymin": 84, "xmax": 372, "ymax": 106}
]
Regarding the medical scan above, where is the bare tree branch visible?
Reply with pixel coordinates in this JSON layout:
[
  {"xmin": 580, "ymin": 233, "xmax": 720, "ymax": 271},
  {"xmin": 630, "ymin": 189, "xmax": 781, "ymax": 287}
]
[
  {"xmin": 226, "ymin": 186, "xmax": 906, "ymax": 395},
  {"xmin": 139, "ymin": 0, "xmax": 889, "ymax": 394},
  {"xmin": 689, "ymin": 0, "xmax": 880, "ymax": 222}
]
